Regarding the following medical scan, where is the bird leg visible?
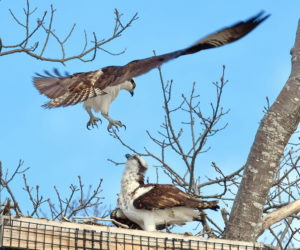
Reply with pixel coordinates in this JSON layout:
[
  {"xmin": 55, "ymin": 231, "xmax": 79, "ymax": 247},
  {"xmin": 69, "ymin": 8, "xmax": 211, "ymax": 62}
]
[
  {"xmin": 101, "ymin": 113, "xmax": 126, "ymax": 131},
  {"xmin": 85, "ymin": 107, "xmax": 102, "ymax": 130}
]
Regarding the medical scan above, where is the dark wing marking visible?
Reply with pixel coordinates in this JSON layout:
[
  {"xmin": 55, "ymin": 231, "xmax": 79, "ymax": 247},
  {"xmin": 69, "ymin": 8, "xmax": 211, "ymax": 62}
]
[
  {"xmin": 116, "ymin": 11, "xmax": 269, "ymax": 84},
  {"xmin": 93, "ymin": 66, "xmax": 122, "ymax": 89},
  {"xmin": 184, "ymin": 11, "xmax": 270, "ymax": 55},
  {"xmin": 53, "ymin": 68, "xmax": 62, "ymax": 77},
  {"xmin": 133, "ymin": 184, "xmax": 219, "ymax": 210}
]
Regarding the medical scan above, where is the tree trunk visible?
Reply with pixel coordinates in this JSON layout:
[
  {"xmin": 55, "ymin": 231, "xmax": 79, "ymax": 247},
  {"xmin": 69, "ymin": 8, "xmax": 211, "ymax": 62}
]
[{"xmin": 224, "ymin": 20, "xmax": 300, "ymax": 241}]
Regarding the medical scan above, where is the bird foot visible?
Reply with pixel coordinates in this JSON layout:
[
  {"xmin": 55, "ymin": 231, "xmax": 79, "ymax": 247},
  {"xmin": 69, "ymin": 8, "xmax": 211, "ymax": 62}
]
[
  {"xmin": 107, "ymin": 120, "xmax": 126, "ymax": 132},
  {"xmin": 86, "ymin": 117, "xmax": 102, "ymax": 130}
]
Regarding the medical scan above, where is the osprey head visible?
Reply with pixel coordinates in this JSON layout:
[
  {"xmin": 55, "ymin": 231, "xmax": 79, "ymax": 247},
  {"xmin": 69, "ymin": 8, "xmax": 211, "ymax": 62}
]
[
  {"xmin": 128, "ymin": 79, "xmax": 135, "ymax": 97},
  {"xmin": 125, "ymin": 154, "xmax": 148, "ymax": 174}
]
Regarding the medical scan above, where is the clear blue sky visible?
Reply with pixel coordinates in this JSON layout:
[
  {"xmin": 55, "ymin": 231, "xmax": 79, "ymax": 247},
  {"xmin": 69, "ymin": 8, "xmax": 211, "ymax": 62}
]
[{"xmin": 1, "ymin": 0, "xmax": 299, "ymax": 241}]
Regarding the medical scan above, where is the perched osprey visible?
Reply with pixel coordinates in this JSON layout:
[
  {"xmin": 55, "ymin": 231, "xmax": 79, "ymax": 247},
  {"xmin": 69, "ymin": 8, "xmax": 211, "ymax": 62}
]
[
  {"xmin": 117, "ymin": 154, "xmax": 219, "ymax": 231},
  {"xmin": 34, "ymin": 12, "xmax": 269, "ymax": 130}
]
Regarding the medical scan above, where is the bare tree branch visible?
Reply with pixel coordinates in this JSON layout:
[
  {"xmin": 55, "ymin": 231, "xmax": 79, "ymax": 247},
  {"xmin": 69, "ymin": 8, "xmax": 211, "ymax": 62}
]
[
  {"xmin": 1, "ymin": 159, "xmax": 106, "ymax": 222},
  {"xmin": 0, "ymin": 160, "xmax": 27, "ymax": 215},
  {"xmin": 108, "ymin": 65, "xmax": 235, "ymax": 237},
  {"xmin": 0, "ymin": 0, "xmax": 138, "ymax": 64},
  {"xmin": 262, "ymin": 200, "xmax": 300, "ymax": 230},
  {"xmin": 108, "ymin": 57, "xmax": 300, "ymax": 245}
]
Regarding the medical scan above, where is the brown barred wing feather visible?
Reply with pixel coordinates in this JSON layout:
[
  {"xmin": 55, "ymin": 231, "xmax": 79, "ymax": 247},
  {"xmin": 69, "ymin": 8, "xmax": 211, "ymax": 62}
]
[
  {"xmin": 93, "ymin": 66, "xmax": 123, "ymax": 88},
  {"xmin": 117, "ymin": 50, "xmax": 182, "ymax": 84},
  {"xmin": 184, "ymin": 11, "xmax": 270, "ymax": 55},
  {"xmin": 34, "ymin": 68, "xmax": 122, "ymax": 108},
  {"xmin": 133, "ymin": 184, "xmax": 219, "ymax": 211},
  {"xmin": 34, "ymin": 74, "xmax": 73, "ymax": 99},
  {"xmin": 117, "ymin": 11, "xmax": 269, "ymax": 83}
]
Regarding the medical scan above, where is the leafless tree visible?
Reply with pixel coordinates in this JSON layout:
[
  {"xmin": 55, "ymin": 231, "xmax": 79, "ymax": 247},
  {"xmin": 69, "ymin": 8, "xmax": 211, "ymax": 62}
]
[
  {"xmin": 108, "ymin": 21, "xmax": 300, "ymax": 248},
  {"xmin": 109, "ymin": 65, "xmax": 242, "ymax": 237},
  {"xmin": 1, "ymin": 0, "xmax": 300, "ymax": 248},
  {"xmin": 0, "ymin": 160, "xmax": 107, "ymax": 222},
  {"xmin": 0, "ymin": 0, "xmax": 138, "ymax": 64},
  {"xmin": 224, "ymin": 20, "xmax": 300, "ymax": 247},
  {"xmin": 0, "ymin": 160, "xmax": 27, "ymax": 216},
  {"xmin": 0, "ymin": 0, "xmax": 138, "ymax": 224}
]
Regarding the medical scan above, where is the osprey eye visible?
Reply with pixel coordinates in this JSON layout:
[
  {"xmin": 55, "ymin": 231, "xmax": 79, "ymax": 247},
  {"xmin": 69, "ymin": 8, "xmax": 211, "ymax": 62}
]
[{"xmin": 131, "ymin": 80, "xmax": 136, "ymax": 89}]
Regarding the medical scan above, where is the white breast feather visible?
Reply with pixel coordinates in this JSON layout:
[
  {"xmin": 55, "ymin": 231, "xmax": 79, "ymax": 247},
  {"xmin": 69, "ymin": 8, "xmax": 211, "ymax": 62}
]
[
  {"xmin": 84, "ymin": 81, "xmax": 131, "ymax": 114},
  {"xmin": 84, "ymin": 93, "xmax": 113, "ymax": 114}
]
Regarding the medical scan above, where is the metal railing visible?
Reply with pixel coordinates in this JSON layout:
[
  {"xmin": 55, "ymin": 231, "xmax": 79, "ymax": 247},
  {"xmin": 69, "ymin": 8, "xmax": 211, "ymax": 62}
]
[{"xmin": 0, "ymin": 215, "xmax": 265, "ymax": 250}]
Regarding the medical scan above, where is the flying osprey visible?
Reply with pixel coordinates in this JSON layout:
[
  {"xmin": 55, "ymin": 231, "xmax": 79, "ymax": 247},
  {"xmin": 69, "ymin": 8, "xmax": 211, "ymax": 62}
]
[
  {"xmin": 117, "ymin": 154, "xmax": 219, "ymax": 231},
  {"xmin": 34, "ymin": 12, "xmax": 269, "ymax": 131}
]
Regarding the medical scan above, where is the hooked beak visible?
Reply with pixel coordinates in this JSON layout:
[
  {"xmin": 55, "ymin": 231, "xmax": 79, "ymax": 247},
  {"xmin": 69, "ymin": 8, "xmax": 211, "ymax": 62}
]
[{"xmin": 129, "ymin": 90, "xmax": 134, "ymax": 97}]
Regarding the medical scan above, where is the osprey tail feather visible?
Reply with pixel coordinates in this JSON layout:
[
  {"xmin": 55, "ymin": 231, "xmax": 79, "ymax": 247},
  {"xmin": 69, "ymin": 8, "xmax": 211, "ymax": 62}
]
[{"xmin": 198, "ymin": 200, "xmax": 219, "ymax": 211}]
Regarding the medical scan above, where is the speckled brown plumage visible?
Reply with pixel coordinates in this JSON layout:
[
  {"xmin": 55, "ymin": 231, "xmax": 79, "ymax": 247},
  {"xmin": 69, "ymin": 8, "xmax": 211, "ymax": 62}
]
[
  {"xmin": 34, "ymin": 12, "xmax": 269, "ymax": 109},
  {"xmin": 133, "ymin": 184, "xmax": 219, "ymax": 211}
]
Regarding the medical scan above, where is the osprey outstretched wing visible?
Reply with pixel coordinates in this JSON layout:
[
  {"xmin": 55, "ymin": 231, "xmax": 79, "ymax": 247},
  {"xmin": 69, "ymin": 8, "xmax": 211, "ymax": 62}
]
[
  {"xmin": 34, "ymin": 11, "xmax": 269, "ymax": 131},
  {"xmin": 118, "ymin": 11, "xmax": 269, "ymax": 83}
]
